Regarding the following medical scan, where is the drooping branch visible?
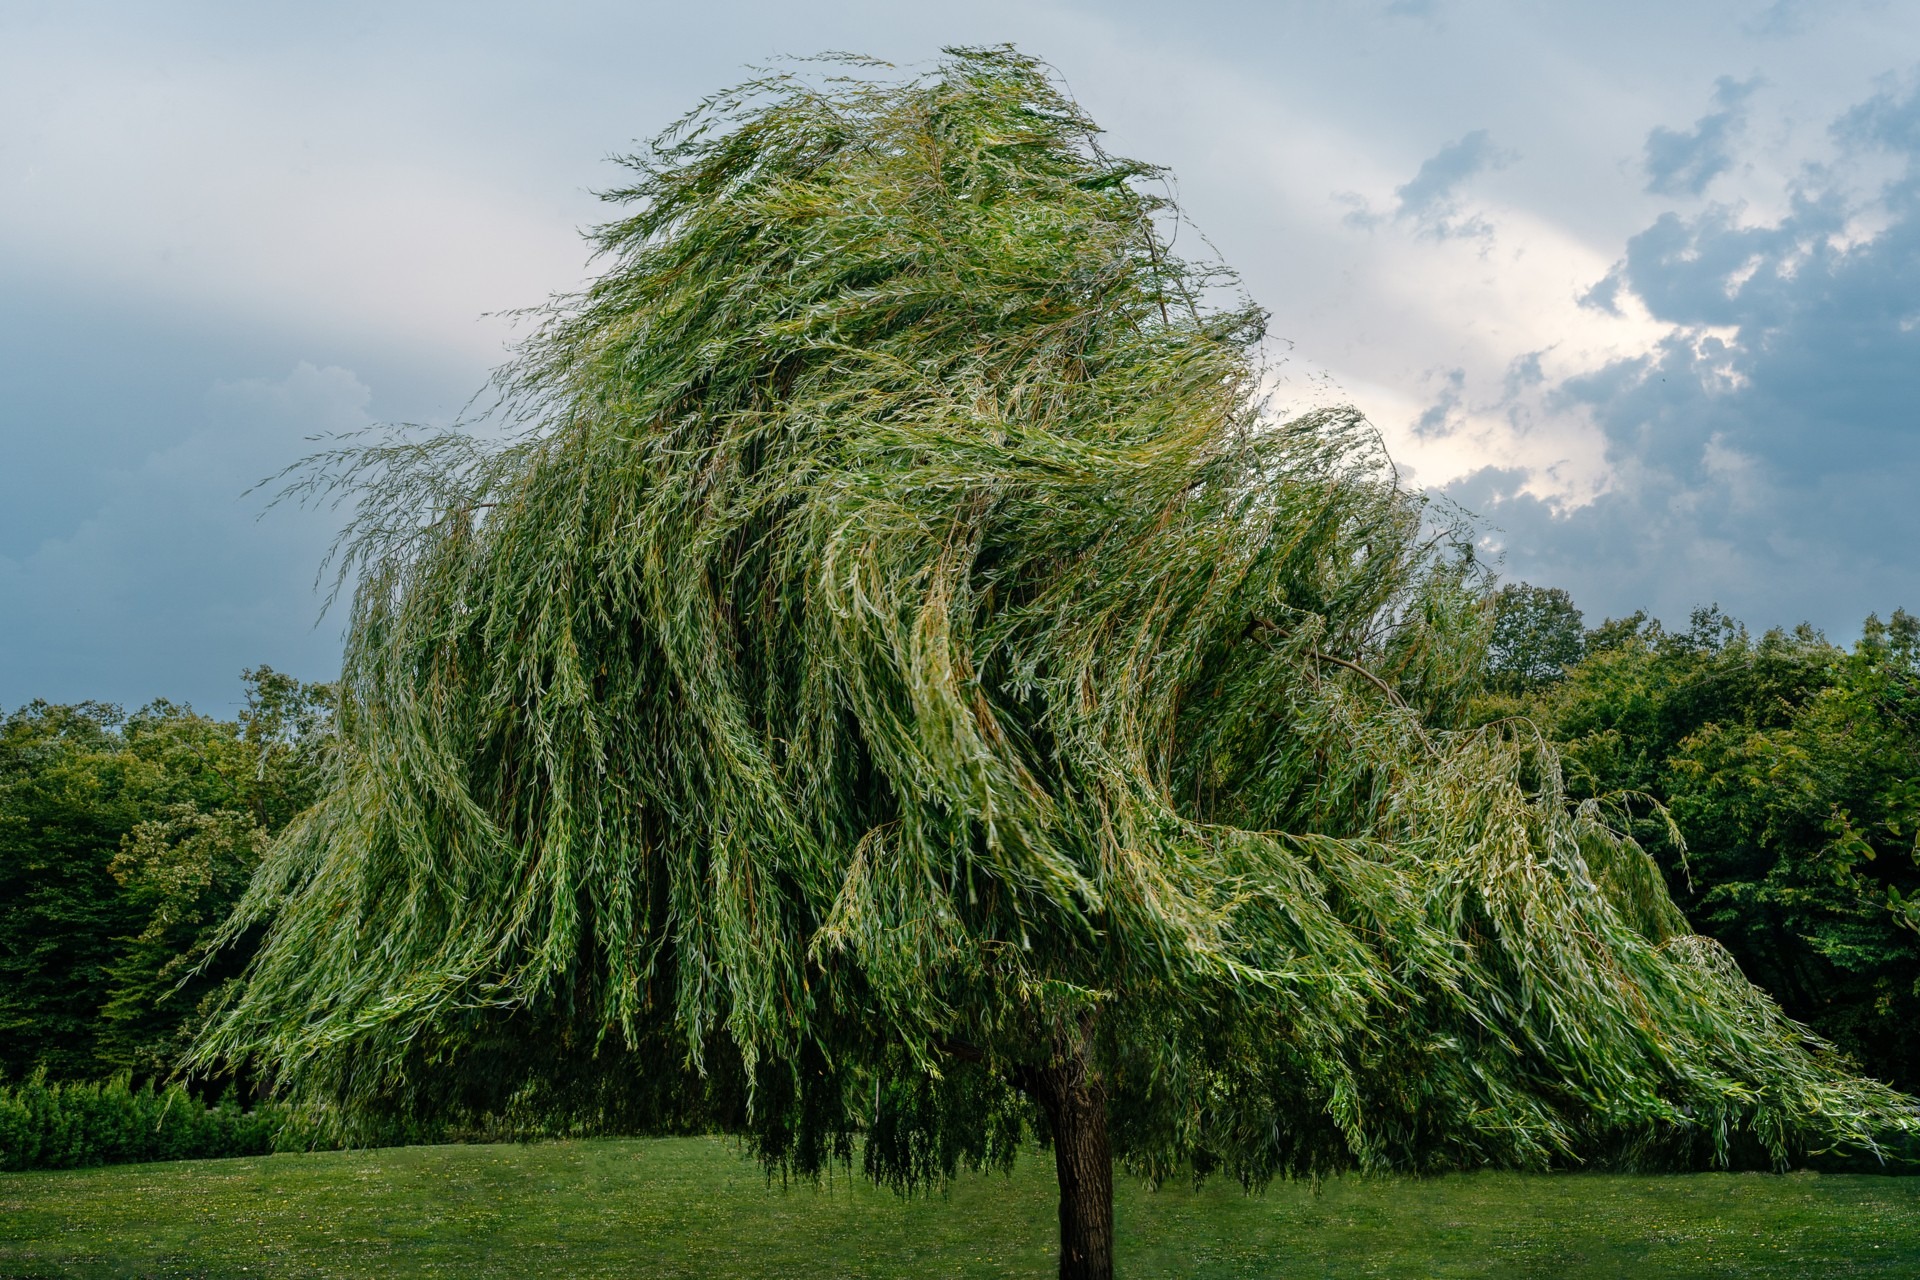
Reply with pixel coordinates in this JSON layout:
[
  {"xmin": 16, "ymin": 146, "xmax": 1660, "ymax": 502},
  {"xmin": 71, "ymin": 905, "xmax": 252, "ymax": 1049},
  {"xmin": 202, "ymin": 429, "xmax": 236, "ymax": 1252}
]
[{"xmin": 1249, "ymin": 615, "xmax": 1410, "ymax": 710}]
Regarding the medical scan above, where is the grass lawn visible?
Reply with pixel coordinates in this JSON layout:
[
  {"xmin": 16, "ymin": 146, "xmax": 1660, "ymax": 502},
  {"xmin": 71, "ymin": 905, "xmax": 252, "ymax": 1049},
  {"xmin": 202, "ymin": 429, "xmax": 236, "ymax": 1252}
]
[{"xmin": 2, "ymin": 1137, "xmax": 1917, "ymax": 1278}]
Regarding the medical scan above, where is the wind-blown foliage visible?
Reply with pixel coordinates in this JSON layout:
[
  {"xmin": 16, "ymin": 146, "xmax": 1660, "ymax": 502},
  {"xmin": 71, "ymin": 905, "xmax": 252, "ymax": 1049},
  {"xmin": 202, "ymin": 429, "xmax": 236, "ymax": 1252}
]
[{"xmin": 194, "ymin": 47, "xmax": 1912, "ymax": 1205}]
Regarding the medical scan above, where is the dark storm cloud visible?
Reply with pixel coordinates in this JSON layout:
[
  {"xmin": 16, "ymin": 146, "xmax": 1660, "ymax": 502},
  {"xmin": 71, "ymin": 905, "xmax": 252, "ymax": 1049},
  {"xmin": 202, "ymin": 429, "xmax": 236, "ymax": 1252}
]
[
  {"xmin": 1451, "ymin": 72, "xmax": 1920, "ymax": 632},
  {"xmin": 1643, "ymin": 76, "xmax": 1758, "ymax": 197},
  {"xmin": 0, "ymin": 362, "xmax": 367, "ymax": 712}
]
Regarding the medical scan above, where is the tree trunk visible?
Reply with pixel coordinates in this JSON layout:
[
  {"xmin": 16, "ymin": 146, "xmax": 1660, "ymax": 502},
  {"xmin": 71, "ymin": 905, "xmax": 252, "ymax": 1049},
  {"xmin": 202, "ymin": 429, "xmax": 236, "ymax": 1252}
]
[{"xmin": 1032, "ymin": 1054, "xmax": 1115, "ymax": 1280}]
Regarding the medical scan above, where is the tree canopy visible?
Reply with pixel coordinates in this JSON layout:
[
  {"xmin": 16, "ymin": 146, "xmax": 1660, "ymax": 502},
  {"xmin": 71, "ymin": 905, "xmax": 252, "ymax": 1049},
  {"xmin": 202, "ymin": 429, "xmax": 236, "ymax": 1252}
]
[
  {"xmin": 1486, "ymin": 582, "xmax": 1586, "ymax": 694},
  {"xmin": 190, "ymin": 49, "xmax": 1914, "ymax": 1279}
]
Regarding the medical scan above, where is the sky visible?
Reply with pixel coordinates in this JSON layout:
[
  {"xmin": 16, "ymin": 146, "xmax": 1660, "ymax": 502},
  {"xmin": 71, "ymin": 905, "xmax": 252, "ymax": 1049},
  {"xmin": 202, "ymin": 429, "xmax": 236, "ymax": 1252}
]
[{"xmin": 3, "ymin": 0, "xmax": 1918, "ymax": 711}]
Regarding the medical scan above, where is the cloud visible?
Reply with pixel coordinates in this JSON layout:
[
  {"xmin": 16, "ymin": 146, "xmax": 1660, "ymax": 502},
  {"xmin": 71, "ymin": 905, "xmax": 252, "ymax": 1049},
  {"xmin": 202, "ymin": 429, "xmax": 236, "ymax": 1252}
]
[
  {"xmin": 1643, "ymin": 76, "xmax": 1759, "ymax": 197},
  {"xmin": 1413, "ymin": 368, "xmax": 1467, "ymax": 438},
  {"xmin": 1835, "ymin": 69, "xmax": 1920, "ymax": 153},
  {"xmin": 1397, "ymin": 131, "xmax": 1499, "ymax": 216},
  {"xmin": 0, "ymin": 16, "xmax": 593, "ymax": 368},
  {"xmin": 1743, "ymin": 0, "xmax": 1811, "ymax": 37},
  {"xmin": 0, "ymin": 364, "xmax": 369, "ymax": 711},
  {"xmin": 1450, "ymin": 74, "xmax": 1920, "ymax": 632},
  {"xmin": 1388, "ymin": 130, "xmax": 1515, "ymax": 238},
  {"xmin": 1341, "ymin": 130, "xmax": 1516, "ymax": 240}
]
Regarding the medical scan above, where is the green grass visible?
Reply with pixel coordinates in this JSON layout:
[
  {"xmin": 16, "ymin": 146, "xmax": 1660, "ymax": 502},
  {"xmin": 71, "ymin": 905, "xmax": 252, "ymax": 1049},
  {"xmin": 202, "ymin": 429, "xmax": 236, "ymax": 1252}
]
[{"xmin": 1, "ymin": 1137, "xmax": 1916, "ymax": 1278}]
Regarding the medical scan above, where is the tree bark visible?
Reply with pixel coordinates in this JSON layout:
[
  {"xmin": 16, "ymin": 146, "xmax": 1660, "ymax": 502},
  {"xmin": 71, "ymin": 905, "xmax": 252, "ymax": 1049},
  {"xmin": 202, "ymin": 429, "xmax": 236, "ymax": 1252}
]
[{"xmin": 1031, "ymin": 1053, "xmax": 1115, "ymax": 1280}]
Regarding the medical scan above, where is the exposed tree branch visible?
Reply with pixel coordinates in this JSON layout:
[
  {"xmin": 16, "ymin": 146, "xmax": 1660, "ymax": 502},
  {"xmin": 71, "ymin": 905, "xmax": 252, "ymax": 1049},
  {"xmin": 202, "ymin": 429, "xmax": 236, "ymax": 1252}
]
[{"xmin": 1249, "ymin": 617, "xmax": 1410, "ymax": 710}]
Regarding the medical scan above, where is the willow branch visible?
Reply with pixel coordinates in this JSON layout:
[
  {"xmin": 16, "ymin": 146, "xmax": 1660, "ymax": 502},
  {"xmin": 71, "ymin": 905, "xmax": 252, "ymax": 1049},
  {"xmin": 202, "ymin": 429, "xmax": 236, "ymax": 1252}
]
[{"xmin": 1250, "ymin": 617, "xmax": 1409, "ymax": 710}]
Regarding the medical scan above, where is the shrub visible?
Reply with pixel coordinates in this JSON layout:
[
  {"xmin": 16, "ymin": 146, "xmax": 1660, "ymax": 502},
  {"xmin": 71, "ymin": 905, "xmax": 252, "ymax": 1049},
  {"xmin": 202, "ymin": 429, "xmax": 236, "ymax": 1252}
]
[
  {"xmin": 0, "ymin": 1073, "xmax": 597, "ymax": 1171},
  {"xmin": 0, "ymin": 1074, "xmax": 281, "ymax": 1171}
]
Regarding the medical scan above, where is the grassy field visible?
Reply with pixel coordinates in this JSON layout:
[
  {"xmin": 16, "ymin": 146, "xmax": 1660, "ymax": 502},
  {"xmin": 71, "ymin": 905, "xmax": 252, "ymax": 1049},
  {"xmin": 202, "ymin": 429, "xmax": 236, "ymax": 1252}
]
[{"xmin": 2, "ymin": 1137, "xmax": 1917, "ymax": 1278}]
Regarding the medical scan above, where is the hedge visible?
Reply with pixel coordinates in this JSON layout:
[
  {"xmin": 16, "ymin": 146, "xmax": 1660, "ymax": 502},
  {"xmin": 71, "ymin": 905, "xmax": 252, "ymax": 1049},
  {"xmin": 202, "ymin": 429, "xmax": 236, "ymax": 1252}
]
[{"xmin": 0, "ymin": 1075, "xmax": 291, "ymax": 1171}]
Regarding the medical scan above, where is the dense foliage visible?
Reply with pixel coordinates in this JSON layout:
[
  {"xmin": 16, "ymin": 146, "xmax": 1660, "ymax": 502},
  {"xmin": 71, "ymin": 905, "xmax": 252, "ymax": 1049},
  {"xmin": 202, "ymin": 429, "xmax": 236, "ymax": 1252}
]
[
  {"xmin": 0, "ymin": 670, "xmax": 331, "ymax": 1084},
  {"xmin": 1485, "ymin": 583, "xmax": 1586, "ymax": 694},
  {"xmin": 1488, "ymin": 600, "xmax": 1920, "ymax": 1092}
]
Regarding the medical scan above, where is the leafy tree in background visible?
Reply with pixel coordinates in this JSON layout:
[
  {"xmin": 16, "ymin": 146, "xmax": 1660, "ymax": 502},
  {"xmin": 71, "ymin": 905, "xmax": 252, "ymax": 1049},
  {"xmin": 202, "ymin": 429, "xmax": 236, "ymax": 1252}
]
[
  {"xmin": 0, "ymin": 670, "xmax": 331, "ymax": 1084},
  {"xmin": 94, "ymin": 807, "xmax": 269, "ymax": 1081},
  {"xmin": 189, "ymin": 50, "xmax": 1912, "ymax": 1280},
  {"xmin": 1486, "ymin": 582, "xmax": 1586, "ymax": 694},
  {"xmin": 1, "ymin": 702, "xmax": 152, "ymax": 1080},
  {"xmin": 1534, "ymin": 607, "xmax": 1920, "ymax": 1091}
]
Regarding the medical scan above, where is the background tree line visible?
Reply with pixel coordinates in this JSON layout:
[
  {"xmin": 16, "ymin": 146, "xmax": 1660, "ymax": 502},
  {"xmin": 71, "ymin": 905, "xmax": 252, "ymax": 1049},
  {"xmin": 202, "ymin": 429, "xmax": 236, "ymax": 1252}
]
[
  {"xmin": 3, "ymin": 594, "xmax": 1916, "ymax": 1097},
  {"xmin": 1483, "ymin": 585, "xmax": 1920, "ymax": 1091},
  {"xmin": 0, "ymin": 669, "xmax": 331, "ymax": 1088}
]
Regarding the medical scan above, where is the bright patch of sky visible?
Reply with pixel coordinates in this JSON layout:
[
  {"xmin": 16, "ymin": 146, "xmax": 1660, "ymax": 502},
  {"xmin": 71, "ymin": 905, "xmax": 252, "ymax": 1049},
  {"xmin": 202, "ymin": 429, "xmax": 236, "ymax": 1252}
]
[{"xmin": 3, "ymin": 0, "xmax": 1918, "ymax": 708}]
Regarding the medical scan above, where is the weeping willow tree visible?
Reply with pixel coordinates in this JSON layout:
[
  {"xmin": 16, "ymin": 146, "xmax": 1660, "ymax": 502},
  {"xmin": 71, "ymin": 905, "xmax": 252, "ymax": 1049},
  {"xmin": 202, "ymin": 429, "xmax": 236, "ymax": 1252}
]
[{"xmin": 191, "ymin": 48, "xmax": 1914, "ymax": 1280}]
